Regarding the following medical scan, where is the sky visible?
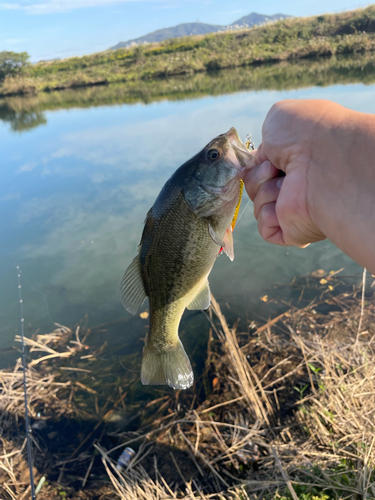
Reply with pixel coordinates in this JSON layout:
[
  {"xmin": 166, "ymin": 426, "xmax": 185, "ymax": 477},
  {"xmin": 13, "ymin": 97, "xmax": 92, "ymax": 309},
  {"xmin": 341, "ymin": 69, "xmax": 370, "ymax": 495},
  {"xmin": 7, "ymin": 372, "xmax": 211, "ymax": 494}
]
[{"xmin": 0, "ymin": 0, "xmax": 372, "ymax": 62}]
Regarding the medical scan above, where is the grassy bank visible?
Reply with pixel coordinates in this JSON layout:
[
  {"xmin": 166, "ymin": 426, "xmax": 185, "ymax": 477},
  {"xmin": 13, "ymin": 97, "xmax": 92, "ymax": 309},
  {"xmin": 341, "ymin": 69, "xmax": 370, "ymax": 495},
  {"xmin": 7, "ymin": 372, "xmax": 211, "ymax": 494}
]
[
  {"xmin": 1, "ymin": 53, "xmax": 375, "ymax": 133},
  {"xmin": 1, "ymin": 272, "xmax": 375, "ymax": 499},
  {"xmin": 1, "ymin": 6, "xmax": 375, "ymax": 97}
]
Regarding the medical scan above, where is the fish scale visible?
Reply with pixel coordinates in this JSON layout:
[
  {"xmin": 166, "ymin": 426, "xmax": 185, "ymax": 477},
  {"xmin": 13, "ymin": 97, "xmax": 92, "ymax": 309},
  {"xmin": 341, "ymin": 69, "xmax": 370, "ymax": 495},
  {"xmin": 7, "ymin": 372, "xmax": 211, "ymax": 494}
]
[{"xmin": 144, "ymin": 193, "xmax": 217, "ymax": 322}]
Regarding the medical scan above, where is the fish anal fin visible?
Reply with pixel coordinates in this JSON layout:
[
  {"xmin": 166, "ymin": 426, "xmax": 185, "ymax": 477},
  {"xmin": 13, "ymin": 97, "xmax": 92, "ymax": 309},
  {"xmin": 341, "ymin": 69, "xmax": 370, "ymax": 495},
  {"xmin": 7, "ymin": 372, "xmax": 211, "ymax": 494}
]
[
  {"xmin": 187, "ymin": 281, "xmax": 211, "ymax": 310},
  {"xmin": 120, "ymin": 255, "xmax": 147, "ymax": 314},
  {"xmin": 141, "ymin": 340, "xmax": 193, "ymax": 390},
  {"xmin": 223, "ymin": 227, "xmax": 234, "ymax": 261}
]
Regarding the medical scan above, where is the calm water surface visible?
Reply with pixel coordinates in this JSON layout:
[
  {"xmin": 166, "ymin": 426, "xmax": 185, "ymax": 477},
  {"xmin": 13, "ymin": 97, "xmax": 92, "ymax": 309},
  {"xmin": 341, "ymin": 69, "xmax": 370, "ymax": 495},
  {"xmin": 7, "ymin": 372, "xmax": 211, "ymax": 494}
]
[{"xmin": 1, "ymin": 61, "xmax": 375, "ymax": 366}]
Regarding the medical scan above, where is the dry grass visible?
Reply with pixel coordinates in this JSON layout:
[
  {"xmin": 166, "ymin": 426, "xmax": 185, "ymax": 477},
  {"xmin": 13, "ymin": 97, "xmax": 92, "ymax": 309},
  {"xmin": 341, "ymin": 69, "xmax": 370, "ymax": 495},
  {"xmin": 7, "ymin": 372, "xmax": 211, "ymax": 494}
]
[
  {"xmin": 0, "ymin": 74, "xmax": 37, "ymax": 96},
  {"xmin": 294, "ymin": 332, "xmax": 375, "ymax": 497},
  {"xmin": 1, "ymin": 272, "xmax": 375, "ymax": 499},
  {"xmin": 0, "ymin": 325, "xmax": 81, "ymax": 423}
]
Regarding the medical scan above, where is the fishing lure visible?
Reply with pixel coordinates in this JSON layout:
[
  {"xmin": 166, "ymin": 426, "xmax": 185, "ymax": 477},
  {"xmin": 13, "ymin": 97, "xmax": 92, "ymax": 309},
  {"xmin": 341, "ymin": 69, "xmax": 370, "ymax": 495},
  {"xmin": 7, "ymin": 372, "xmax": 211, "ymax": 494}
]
[
  {"xmin": 220, "ymin": 133, "xmax": 255, "ymax": 253},
  {"xmin": 231, "ymin": 133, "xmax": 254, "ymax": 230}
]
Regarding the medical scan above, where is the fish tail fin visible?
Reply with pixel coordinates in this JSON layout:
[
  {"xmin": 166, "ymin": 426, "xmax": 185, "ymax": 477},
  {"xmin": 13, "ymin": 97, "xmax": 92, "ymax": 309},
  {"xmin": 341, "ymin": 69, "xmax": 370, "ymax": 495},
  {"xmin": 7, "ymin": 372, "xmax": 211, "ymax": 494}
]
[{"xmin": 141, "ymin": 340, "xmax": 193, "ymax": 390}]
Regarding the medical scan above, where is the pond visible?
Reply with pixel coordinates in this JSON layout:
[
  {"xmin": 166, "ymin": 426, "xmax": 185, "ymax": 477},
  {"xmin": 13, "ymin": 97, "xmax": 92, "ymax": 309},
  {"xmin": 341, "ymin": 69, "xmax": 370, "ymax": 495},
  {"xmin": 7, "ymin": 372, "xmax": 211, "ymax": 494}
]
[{"xmin": 1, "ymin": 54, "xmax": 375, "ymax": 368}]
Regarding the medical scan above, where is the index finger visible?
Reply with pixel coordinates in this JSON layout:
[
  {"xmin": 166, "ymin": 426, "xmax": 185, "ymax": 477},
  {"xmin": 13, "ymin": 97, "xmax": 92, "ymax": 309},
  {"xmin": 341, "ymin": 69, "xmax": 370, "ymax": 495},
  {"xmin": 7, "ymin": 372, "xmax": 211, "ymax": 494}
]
[{"xmin": 252, "ymin": 144, "xmax": 268, "ymax": 165}]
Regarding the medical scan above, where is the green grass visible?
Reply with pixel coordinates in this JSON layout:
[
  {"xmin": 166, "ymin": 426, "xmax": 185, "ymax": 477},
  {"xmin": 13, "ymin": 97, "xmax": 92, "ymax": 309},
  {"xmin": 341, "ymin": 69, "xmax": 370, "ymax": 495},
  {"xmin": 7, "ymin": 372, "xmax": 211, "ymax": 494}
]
[
  {"xmin": 1, "ymin": 53, "xmax": 375, "ymax": 132},
  {"xmin": 1, "ymin": 5, "xmax": 375, "ymax": 97}
]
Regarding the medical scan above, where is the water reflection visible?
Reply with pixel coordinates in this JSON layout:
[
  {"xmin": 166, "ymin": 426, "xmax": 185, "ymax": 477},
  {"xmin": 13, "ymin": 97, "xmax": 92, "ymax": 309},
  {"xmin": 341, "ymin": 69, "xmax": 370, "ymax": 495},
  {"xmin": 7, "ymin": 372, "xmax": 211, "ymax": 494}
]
[
  {"xmin": 1, "ymin": 54, "xmax": 375, "ymax": 367},
  {"xmin": 1, "ymin": 54, "xmax": 375, "ymax": 133},
  {"xmin": 0, "ymin": 104, "xmax": 46, "ymax": 132}
]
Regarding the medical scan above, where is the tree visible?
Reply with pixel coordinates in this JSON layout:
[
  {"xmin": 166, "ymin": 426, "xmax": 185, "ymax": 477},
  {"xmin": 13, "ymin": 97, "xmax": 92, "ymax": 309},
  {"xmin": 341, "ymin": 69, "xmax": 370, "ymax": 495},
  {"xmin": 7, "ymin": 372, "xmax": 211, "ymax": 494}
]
[{"xmin": 0, "ymin": 51, "xmax": 29, "ymax": 81}]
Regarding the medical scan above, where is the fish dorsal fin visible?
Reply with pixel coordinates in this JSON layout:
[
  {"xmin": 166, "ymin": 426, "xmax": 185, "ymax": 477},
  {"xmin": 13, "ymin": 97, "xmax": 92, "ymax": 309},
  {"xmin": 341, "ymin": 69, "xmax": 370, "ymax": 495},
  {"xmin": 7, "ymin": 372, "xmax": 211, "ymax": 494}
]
[
  {"xmin": 223, "ymin": 227, "xmax": 234, "ymax": 261},
  {"xmin": 208, "ymin": 223, "xmax": 225, "ymax": 247},
  {"xmin": 187, "ymin": 280, "xmax": 211, "ymax": 310},
  {"xmin": 120, "ymin": 255, "xmax": 147, "ymax": 314}
]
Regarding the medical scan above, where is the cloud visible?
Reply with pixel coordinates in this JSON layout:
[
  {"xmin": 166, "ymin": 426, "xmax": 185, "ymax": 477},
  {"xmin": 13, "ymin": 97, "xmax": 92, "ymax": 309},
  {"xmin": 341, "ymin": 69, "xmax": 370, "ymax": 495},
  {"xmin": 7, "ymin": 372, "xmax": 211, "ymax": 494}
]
[
  {"xmin": 0, "ymin": 2, "xmax": 21, "ymax": 9},
  {"xmin": 3, "ymin": 37, "xmax": 28, "ymax": 44},
  {"xmin": 0, "ymin": 0, "xmax": 160, "ymax": 14},
  {"xmin": 16, "ymin": 161, "xmax": 38, "ymax": 173},
  {"xmin": 1, "ymin": 192, "xmax": 20, "ymax": 201}
]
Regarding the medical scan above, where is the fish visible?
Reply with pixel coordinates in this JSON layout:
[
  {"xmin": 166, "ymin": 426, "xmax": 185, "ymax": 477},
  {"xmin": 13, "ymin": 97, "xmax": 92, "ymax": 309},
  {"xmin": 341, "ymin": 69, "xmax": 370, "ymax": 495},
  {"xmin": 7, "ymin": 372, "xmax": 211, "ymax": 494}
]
[{"xmin": 120, "ymin": 127, "xmax": 255, "ymax": 390}]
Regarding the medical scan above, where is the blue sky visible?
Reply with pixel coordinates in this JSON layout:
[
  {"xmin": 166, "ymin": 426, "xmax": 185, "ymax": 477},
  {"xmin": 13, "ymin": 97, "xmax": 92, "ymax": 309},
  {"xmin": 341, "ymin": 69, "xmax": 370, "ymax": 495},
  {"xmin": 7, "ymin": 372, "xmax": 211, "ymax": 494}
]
[{"xmin": 0, "ymin": 0, "xmax": 372, "ymax": 62}]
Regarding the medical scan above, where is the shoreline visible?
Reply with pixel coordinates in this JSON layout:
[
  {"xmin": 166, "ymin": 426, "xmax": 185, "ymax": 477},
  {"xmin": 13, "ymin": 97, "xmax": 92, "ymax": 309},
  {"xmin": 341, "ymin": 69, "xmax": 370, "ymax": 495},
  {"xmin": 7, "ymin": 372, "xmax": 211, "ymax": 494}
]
[
  {"xmin": 1, "ymin": 47, "xmax": 375, "ymax": 98},
  {"xmin": 1, "ymin": 5, "xmax": 375, "ymax": 98},
  {"xmin": 1, "ymin": 53, "xmax": 375, "ymax": 134}
]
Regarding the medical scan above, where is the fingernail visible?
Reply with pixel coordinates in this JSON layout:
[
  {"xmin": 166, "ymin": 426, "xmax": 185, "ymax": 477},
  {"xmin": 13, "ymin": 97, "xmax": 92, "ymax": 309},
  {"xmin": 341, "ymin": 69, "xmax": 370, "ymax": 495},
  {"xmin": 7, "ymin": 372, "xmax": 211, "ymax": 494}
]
[
  {"xmin": 256, "ymin": 160, "xmax": 270, "ymax": 181},
  {"xmin": 276, "ymin": 177, "xmax": 284, "ymax": 189}
]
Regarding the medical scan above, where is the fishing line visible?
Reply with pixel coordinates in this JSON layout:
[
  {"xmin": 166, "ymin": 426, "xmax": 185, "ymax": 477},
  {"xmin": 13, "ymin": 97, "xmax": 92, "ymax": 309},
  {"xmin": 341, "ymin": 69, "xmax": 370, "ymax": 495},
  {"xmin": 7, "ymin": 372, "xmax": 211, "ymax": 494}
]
[
  {"xmin": 16, "ymin": 266, "xmax": 37, "ymax": 500},
  {"xmin": 235, "ymin": 198, "xmax": 251, "ymax": 227},
  {"xmin": 19, "ymin": 269, "xmax": 55, "ymax": 326},
  {"xmin": 118, "ymin": 357, "xmax": 138, "ymax": 375}
]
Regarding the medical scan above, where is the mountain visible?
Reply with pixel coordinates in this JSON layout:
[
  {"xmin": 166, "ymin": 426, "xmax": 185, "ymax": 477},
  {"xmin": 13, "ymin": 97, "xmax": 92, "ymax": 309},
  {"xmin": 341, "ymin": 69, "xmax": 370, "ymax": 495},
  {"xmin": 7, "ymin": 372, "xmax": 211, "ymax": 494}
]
[
  {"xmin": 110, "ymin": 23, "xmax": 222, "ymax": 50},
  {"xmin": 109, "ymin": 12, "xmax": 291, "ymax": 50},
  {"xmin": 232, "ymin": 13, "xmax": 290, "ymax": 27}
]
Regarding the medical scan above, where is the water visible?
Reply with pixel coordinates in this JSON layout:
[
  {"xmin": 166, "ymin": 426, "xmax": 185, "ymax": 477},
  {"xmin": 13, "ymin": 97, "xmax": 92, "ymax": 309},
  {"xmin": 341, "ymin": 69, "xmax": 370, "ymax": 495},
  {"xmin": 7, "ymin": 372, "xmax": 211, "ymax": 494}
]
[{"xmin": 1, "ymin": 56, "xmax": 375, "ymax": 367}]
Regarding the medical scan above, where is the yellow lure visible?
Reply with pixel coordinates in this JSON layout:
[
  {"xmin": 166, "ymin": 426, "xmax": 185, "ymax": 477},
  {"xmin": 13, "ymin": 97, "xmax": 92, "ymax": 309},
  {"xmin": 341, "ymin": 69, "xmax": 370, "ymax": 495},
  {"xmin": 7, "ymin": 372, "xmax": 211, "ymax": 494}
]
[
  {"xmin": 230, "ymin": 179, "xmax": 244, "ymax": 231},
  {"xmin": 230, "ymin": 134, "xmax": 253, "ymax": 231}
]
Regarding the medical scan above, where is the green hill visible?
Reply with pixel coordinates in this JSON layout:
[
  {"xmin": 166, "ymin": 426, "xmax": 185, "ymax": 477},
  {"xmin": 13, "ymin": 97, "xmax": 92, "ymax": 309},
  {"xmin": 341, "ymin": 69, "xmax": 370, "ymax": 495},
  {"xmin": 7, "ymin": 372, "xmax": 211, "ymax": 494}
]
[{"xmin": 1, "ymin": 5, "xmax": 375, "ymax": 97}]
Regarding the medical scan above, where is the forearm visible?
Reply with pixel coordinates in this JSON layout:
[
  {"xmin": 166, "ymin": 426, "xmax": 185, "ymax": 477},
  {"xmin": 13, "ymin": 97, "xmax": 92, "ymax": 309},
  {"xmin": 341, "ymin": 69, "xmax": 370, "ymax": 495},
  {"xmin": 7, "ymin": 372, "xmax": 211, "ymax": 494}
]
[{"xmin": 309, "ymin": 106, "xmax": 375, "ymax": 273}]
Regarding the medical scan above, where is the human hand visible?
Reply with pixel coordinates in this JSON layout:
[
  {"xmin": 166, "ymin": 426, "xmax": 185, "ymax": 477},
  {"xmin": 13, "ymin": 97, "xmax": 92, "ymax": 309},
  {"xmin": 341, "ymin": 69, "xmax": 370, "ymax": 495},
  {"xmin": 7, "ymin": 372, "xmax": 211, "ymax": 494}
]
[
  {"xmin": 244, "ymin": 100, "xmax": 333, "ymax": 247},
  {"xmin": 244, "ymin": 99, "xmax": 375, "ymax": 273}
]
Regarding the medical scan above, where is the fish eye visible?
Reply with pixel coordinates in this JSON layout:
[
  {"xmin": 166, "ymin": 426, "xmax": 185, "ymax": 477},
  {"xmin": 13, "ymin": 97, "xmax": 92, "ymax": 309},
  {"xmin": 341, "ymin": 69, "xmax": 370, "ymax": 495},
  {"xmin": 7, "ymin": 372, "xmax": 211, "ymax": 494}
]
[{"xmin": 207, "ymin": 149, "xmax": 220, "ymax": 161}]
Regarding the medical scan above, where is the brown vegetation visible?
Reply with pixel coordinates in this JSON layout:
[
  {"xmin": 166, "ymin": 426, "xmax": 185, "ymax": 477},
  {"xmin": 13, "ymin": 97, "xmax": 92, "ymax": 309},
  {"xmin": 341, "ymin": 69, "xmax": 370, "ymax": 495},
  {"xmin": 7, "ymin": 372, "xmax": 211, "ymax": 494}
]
[{"xmin": 1, "ymin": 271, "xmax": 375, "ymax": 499}]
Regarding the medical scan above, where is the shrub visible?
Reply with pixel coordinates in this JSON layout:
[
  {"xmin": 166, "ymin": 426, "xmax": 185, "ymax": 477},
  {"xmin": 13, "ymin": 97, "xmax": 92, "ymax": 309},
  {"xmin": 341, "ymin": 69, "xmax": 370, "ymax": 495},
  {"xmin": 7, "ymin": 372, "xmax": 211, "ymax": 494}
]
[{"xmin": 0, "ymin": 51, "xmax": 29, "ymax": 81}]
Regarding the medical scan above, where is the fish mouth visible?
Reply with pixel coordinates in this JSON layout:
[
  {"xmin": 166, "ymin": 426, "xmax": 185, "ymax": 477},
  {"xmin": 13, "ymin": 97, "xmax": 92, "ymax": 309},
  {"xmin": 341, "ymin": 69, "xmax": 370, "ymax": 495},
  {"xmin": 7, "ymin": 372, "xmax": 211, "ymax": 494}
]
[
  {"xmin": 226, "ymin": 127, "xmax": 243, "ymax": 146},
  {"xmin": 225, "ymin": 127, "xmax": 256, "ymax": 177}
]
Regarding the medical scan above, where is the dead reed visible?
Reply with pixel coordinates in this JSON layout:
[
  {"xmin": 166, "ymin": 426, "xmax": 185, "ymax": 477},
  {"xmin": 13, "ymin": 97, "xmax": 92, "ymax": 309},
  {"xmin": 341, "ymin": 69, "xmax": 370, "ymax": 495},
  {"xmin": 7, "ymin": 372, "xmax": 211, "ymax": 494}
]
[{"xmin": 1, "ymin": 271, "xmax": 375, "ymax": 499}]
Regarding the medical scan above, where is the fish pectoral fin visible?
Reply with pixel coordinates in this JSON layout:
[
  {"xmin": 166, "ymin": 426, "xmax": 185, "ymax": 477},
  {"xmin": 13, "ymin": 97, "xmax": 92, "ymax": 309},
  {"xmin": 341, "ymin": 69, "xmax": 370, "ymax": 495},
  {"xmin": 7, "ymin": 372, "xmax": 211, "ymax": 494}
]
[
  {"xmin": 208, "ymin": 223, "xmax": 225, "ymax": 247},
  {"xmin": 120, "ymin": 255, "xmax": 147, "ymax": 314},
  {"xmin": 187, "ymin": 281, "xmax": 211, "ymax": 310},
  {"xmin": 223, "ymin": 227, "xmax": 234, "ymax": 261},
  {"xmin": 141, "ymin": 340, "xmax": 194, "ymax": 390}
]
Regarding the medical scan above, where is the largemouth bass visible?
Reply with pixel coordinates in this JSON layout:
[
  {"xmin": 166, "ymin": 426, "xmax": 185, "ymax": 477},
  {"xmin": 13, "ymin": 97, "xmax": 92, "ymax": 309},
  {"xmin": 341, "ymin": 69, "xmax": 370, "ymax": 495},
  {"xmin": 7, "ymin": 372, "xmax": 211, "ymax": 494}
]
[{"xmin": 120, "ymin": 128, "xmax": 255, "ymax": 390}]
